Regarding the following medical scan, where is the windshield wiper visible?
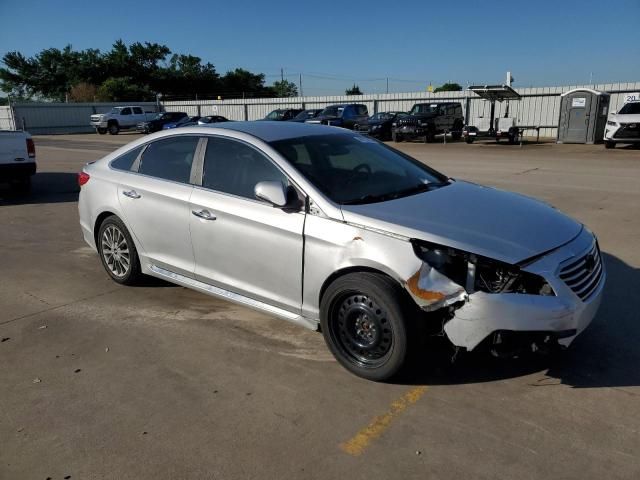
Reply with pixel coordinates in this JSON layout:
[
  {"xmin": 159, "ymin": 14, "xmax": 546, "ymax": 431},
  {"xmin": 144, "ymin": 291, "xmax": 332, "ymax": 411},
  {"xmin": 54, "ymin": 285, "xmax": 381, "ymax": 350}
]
[{"xmin": 341, "ymin": 181, "xmax": 448, "ymax": 205}]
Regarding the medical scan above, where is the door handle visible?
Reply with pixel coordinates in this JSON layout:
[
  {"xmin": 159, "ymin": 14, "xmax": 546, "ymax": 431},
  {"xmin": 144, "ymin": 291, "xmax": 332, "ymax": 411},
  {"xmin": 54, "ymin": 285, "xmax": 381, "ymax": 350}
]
[
  {"xmin": 122, "ymin": 190, "xmax": 141, "ymax": 199},
  {"xmin": 192, "ymin": 209, "xmax": 216, "ymax": 220}
]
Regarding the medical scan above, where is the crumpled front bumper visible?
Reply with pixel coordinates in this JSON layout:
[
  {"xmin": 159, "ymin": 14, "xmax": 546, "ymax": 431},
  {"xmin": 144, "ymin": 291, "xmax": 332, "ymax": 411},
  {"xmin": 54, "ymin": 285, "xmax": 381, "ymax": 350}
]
[{"xmin": 415, "ymin": 228, "xmax": 605, "ymax": 351}]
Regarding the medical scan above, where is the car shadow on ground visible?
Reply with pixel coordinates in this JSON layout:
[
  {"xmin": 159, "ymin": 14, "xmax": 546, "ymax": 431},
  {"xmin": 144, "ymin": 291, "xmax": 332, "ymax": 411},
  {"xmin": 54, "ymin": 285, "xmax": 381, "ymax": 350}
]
[
  {"xmin": 0, "ymin": 172, "xmax": 79, "ymax": 205},
  {"xmin": 396, "ymin": 252, "xmax": 640, "ymax": 389}
]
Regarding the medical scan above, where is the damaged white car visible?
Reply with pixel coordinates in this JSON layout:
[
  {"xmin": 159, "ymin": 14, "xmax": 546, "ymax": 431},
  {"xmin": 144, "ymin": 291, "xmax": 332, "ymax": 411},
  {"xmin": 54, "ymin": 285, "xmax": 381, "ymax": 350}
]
[{"xmin": 78, "ymin": 122, "xmax": 605, "ymax": 381}]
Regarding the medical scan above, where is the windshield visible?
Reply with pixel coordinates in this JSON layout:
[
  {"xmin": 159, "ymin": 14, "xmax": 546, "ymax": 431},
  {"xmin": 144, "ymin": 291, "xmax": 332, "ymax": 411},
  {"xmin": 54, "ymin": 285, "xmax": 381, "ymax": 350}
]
[
  {"xmin": 266, "ymin": 110, "xmax": 285, "ymax": 120},
  {"xmin": 409, "ymin": 104, "xmax": 439, "ymax": 115},
  {"xmin": 618, "ymin": 102, "xmax": 640, "ymax": 115},
  {"xmin": 370, "ymin": 113, "xmax": 394, "ymax": 122},
  {"xmin": 320, "ymin": 106, "xmax": 344, "ymax": 117},
  {"xmin": 269, "ymin": 134, "xmax": 448, "ymax": 204},
  {"xmin": 293, "ymin": 110, "xmax": 319, "ymax": 121}
]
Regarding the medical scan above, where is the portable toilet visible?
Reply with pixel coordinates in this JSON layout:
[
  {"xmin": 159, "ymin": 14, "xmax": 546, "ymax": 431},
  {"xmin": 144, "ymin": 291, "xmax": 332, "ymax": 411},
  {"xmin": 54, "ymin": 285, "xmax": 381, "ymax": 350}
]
[{"xmin": 557, "ymin": 88, "xmax": 610, "ymax": 144}]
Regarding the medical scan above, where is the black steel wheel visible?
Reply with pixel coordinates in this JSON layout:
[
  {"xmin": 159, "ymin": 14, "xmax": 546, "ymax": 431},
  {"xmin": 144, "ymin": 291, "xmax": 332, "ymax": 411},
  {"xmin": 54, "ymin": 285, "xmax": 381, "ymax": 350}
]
[{"xmin": 320, "ymin": 272, "xmax": 410, "ymax": 381}]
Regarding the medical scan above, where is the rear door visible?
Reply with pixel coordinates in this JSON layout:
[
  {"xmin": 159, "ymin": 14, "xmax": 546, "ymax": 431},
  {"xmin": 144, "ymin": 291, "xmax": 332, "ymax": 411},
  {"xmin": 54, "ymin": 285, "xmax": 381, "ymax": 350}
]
[
  {"xmin": 118, "ymin": 135, "xmax": 202, "ymax": 277},
  {"xmin": 189, "ymin": 136, "xmax": 305, "ymax": 312},
  {"xmin": 132, "ymin": 107, "xmax": 145, "ymax": 125}
]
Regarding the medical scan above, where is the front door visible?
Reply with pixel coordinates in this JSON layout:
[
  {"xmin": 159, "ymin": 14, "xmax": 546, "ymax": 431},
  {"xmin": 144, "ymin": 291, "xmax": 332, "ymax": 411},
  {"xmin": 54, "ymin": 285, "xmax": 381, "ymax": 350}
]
[
  {"xmin": 189, "ymin": 136, "xmax": 305, "ymax": 313},
  {"xmin": 565, "ymin": 94, "xmax": 592, "ymax": 143},
  {"xmin": 118, "ymin": 135, "xmax": 201, "ymax": 277}
]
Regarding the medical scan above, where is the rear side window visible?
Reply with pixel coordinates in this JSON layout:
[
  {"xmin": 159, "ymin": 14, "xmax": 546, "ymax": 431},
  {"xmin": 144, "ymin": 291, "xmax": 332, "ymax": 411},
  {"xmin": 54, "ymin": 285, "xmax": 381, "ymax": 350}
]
[
  {"xmin": 138, "ymin": 136, "xmax": 199, "ymax": 184},
  {"xmin": 203, "ymin": 137, "xmax": 287, "ymax": 200},
  {"xmin": 356, "ymin": 105, "xmax": 368, "ymax": 115},
  {"xmin": 111, "ymin": 146, "xmax": 143, "ymax": 171},
  {"xmin": 133, "ymin": 107, "xmax": 143, "ymax": 114}
]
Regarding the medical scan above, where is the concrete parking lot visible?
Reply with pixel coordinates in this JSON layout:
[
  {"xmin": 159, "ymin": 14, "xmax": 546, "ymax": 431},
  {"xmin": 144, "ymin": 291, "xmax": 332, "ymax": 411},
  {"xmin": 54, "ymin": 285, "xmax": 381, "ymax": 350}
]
[{"xmin": 1, "ymin": 133, "xmax": 639, "ymax": 479}]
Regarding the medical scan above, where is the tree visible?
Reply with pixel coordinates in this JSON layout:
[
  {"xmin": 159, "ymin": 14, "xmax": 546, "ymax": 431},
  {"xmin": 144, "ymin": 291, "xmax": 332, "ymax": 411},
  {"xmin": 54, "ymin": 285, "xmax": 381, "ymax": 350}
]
[
  {"xmin": 345, "ymin": 84, "xmax": 362, "ymax": 95},
  {"xmin": 272, "ymin": 79, "xmax": 298, "ymax": 98},
  {"xmin": 96, "ymin": 77, "xmax": 154, "ymax": 102},
  {"xmin": 220, "ymin": 68, "xmax": 273, "ymax": 98},
  {"xmin": 433, "ymin": 82, "xmax": 462, "ymax": 93},
  {"xmin": 69, "ymin": 82, "xmax": 97, "ymax": 102}
]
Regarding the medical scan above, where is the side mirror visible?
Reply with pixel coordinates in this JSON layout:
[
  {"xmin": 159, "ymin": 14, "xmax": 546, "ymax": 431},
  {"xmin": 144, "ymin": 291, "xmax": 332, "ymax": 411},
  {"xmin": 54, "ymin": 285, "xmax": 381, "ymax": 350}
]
[{"xmin": 254, "ymin": 181, "xmax": 288, "ymax": 207}]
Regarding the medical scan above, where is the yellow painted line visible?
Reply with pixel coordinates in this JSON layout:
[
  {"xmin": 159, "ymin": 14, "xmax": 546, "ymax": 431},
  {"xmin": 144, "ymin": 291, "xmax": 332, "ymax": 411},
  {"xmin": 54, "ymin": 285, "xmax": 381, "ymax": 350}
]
[{"xmin": 340, "ymin": 386, "xmax": 428, "ymax": 456}]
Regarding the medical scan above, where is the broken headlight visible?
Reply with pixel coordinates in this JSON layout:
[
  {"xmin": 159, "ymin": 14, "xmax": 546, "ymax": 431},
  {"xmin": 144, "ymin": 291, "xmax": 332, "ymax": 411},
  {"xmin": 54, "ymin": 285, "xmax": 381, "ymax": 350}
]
[{"xmin": 411, "ymin": 240, "xmax": 555, "ymax": 296}]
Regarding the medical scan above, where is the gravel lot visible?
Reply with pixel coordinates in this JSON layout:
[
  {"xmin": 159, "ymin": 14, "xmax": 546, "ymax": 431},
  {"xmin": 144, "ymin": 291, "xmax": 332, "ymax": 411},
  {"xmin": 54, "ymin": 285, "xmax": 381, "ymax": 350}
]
[{"xmin": 1, "ymin": 132, "xmax": 639, "ymax": 480}]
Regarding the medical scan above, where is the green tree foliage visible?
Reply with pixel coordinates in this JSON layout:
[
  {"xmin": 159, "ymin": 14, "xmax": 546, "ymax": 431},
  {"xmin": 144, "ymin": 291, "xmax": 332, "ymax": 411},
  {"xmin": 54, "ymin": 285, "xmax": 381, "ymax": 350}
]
[
  {"xmin": 345, "ymin": 84, "xmax": 363, "ymax": 95},
  {"xmin": 433, "ymin": 82, "xmax": 462, "ymax": 93},
  {"xmin": 0, "ymin": 41, "xmax": 276, "ymax": 101},
  {"xmin": 272, "ymin": 79, "xmax": 298, "ymax": 98}
]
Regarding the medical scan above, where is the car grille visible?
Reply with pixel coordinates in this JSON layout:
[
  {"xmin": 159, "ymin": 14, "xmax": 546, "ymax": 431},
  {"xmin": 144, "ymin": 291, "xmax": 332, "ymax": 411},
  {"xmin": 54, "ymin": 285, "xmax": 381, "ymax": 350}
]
[
  {"xmin": 559, "ymin": 242, "xmax": 603, "ymax": 301},
  {"xmin": 396, "ymin": 117, "xmax": 420, "ymax": 126},
  {"xmin": 355, "ymin": 124, "xmax": 370, "ymax": 133},
  {"xmin": 613, "ymin": 123, "xmax": 640, "ymax": 139},
  {"xmin": 90, "ymin": 115, "xmax": 101, "ymax": 122}
]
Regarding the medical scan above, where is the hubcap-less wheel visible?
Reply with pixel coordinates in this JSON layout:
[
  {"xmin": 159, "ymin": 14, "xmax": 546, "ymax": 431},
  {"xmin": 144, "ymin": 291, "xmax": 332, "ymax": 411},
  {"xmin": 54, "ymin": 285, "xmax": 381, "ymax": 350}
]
[
  {"xmin": 330, "ymin": 293, "xmax": 393, "ymax": 367},
  {"xmin": 101, "ymin": 225, "xmax": 131, "ymax": 278}
]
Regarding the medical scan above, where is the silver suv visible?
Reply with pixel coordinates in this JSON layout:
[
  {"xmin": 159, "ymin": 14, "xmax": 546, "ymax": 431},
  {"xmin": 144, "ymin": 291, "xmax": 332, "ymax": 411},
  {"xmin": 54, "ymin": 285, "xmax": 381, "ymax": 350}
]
[{"xmin": 78, "ymin": 122, "xmax": 605, "ymax": 381}]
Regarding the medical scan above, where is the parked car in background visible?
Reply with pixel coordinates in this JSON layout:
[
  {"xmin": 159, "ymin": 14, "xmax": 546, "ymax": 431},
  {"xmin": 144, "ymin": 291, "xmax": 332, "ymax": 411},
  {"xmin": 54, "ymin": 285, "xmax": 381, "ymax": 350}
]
[
  {"xmin": 288, "ymin": 109, "xmax": 323, "ymax": 123},
  {"xmin": 392, "ymin": 102, "xmax": 464, "ymax": 143},
  {"xmin": 0, "ymin": 129, "xmax": 36, "ymax": 192},
  {"xmin": 305, "ymin": 104, "xmax": 369, "ymax": 129},
  {"xmin": 355, "ymin": 111, "xmax": 408, "ymax": 140},
  {"xmin": 78, "ymin": 122, "xmax": 604, "ymax": 381},
  {"xmin": 263, "ymin": 109, "xmax": 304, "ymax": 121},
  {"xmin": 163, "ymin": 116, "xmax": 201, "ymax": 130},
  {"xmin": 137, "ymin": 112, "xmax": 188, "ymax": 134},
  {"xmin": 90, "ymin": 106, "xmax": 156, "ymax": 135},
  {"xmin": 604, "ymin": 101, "xmax": 640, "ymax": 149},
  {"xmin": 198, "ymin": 115, "xmax": 229, "ymax": 124}
]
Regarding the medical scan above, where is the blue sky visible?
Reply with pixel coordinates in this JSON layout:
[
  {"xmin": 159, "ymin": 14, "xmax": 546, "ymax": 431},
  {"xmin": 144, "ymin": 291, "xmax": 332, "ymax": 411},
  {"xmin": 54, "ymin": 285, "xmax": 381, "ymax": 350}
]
[{"xmin": 0, "ymin": 0, "xmax": 638, "ymax": 96}]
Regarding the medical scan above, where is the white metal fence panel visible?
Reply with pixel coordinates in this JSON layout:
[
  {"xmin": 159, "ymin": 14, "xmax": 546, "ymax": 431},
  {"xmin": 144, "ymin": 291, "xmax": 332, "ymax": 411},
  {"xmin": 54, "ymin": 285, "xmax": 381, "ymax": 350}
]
[
  {"xmin": 0, "ymin": 106, "xmax": 15, "ymax": 130},
  {"xmin": 6, "ymin": 81, "xmax": 639, "ymax": 135}
]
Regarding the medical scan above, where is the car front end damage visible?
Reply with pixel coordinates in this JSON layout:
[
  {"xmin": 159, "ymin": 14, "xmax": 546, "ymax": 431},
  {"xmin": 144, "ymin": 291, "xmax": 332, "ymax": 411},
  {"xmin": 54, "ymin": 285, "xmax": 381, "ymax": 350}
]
[{"xmin": 404, "ymin": 227, "xmax": 604, "ymax": 355}]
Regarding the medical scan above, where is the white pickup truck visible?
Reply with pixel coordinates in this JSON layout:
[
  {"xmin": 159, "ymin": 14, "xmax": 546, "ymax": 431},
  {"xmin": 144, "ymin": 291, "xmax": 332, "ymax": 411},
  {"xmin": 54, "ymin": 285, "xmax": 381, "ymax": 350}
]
[
  {"xmin": 0, "ymin": 130, "xmax": 36, "ymax": 192},
  {"xmin": 90, "ymin": 106, "xmax": 155, "ymax": 135}
]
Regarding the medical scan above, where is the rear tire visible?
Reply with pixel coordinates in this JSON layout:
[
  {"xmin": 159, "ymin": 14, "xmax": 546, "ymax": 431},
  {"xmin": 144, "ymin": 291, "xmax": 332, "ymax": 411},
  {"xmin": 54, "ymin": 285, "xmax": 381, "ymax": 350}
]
[
  {"xmin": 320, "ymin": 272, "xmax": 411, "ymax": 382},
  {"xmin": 451, "ymin": 122, "xmax": 462, "ymax": 140},
  {"xmin": 97, "ymin": 216, "xmax": 143, "ymax": 285},
  {"xmin": 10, "ymin": 176, "xmax": 31, "ymax": 193},
  {"xmin": 605, "ymin": 141, "xmax": 615, "ymax": 149}
]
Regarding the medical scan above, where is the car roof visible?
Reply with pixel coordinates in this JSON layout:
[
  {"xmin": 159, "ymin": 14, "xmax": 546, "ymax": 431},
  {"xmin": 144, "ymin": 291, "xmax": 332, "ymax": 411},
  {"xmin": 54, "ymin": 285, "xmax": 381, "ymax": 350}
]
[{"xmin": 197, "ymin": 121, "xmax": 345, "ymax": 142}]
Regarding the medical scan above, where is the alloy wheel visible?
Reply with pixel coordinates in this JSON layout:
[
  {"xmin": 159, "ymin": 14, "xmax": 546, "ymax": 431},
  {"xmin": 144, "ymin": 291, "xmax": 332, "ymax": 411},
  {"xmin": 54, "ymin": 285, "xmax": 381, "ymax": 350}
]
[{"xmin": 101, "ymin": 225, "xmax": 131, "ymax": 278}]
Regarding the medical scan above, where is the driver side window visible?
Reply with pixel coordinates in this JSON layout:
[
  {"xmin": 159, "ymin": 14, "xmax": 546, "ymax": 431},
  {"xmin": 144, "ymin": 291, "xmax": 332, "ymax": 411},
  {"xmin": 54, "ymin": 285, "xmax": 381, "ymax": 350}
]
[{"xmin": 202, "ymin": 137, "xmax": 288, "ymax": 201}]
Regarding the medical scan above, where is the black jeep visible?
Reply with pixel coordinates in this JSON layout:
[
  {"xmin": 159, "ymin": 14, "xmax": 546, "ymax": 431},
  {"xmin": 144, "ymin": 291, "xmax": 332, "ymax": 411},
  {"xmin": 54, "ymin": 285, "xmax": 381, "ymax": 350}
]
[{"xmin": 392, "ymin": 102, "xmax": 464, "ymax": 143}]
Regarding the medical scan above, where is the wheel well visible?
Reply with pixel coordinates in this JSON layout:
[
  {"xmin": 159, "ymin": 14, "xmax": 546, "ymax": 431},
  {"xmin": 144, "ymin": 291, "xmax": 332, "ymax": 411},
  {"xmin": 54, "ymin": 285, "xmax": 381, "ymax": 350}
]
[
  {"xmin": 93, "ymin": 211, "xmax": 117, "ymax": 245},
  {"xmin": 107, "ymin": 119, "xmax": 118, "ymax": 126},
  {"xmin": 318, "ymin": 266, "xmax": 403, "ymax": 306}
]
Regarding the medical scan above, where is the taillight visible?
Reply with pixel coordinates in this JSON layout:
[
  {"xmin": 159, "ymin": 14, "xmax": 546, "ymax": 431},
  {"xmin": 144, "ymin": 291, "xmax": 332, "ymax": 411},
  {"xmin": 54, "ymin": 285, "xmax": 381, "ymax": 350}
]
[
  {"xmin": 78, "ymin": 172, "xmax": 90, "ymax": 187},
  {"xmin": 26, "ymin": 138, "xmax": 35, "ymax": 158}
]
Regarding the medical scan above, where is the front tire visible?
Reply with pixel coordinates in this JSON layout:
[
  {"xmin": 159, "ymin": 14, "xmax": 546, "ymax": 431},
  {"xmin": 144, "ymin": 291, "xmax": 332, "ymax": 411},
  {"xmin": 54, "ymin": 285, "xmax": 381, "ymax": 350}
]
[
  {"xmin": 392, "ymin": 131, "xmax": 402, "ymax": 142},
  {"xmin": 97, "ymin": 216, "xmax": 143, "ymax": 285},
  {"xmin": 605, "ymin": 141, "xmax": 615, "ymax": 149},
  {"xmin": 424, "ymin": 128, "xmax": 436, "ymax": 143},
  {"xmin": 97, "ymin": 127, "xmax": 107, "ymax": 135},
  {"xmin": 108, "ymin": 122, "xmax": 120, "ymax": 135},
  {"xmin": 320, "ymin": 272, "xmax": 410, "ymax": 381}
]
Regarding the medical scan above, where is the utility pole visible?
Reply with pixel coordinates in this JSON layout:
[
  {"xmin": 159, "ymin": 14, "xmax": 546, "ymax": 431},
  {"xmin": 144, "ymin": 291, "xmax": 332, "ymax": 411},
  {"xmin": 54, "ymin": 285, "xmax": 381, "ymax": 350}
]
[
  {"xmin": 299, "ymin": 73, "xmax": 303, "ymax": 98},
  {"xmin": 386, "ymin": 77, "xmax": 389, "ymax": 94}
]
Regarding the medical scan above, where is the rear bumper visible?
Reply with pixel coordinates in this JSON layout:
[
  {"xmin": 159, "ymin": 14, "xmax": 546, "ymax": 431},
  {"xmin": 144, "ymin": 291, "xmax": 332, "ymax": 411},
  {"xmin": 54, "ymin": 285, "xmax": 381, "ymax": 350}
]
[{"xmin": 0, "ymin": 162, "xmax": 37, "ymax": 180}]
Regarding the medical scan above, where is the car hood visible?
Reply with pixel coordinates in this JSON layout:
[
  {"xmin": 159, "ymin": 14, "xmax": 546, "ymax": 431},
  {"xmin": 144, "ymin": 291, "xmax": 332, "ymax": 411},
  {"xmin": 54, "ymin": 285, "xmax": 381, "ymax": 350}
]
[
  {"xmin": 340, "ymin": 180, "xmax": 582, "ymax": 264},
  {"xmin": 610, "ymin": 113, "xmax": 640, "ymax": 123}
]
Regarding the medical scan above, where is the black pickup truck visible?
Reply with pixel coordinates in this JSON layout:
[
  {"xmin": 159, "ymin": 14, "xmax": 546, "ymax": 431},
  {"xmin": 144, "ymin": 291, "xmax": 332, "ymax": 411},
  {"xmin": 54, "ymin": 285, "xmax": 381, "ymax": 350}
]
[{"xmin": 392, "ymin": 102, "xmax": 464, "ymax": 142}]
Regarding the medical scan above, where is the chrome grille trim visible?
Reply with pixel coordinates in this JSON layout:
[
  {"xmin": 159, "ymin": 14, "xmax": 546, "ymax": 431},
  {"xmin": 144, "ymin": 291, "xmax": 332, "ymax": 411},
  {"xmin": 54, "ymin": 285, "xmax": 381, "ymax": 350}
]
[{"xmin": 558, "ymin": 242, "xmax": 603, "ymax": 301}]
